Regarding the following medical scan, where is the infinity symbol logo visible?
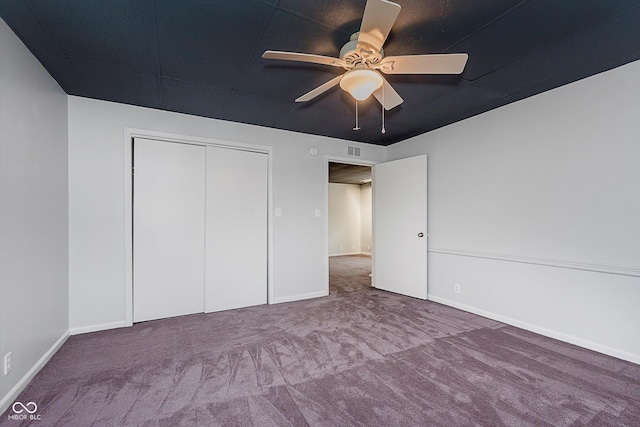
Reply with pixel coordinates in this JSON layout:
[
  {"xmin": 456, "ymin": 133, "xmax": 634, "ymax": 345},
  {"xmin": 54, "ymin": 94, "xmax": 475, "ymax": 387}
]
[{"xmin": 12, "ymin": 401, "xmax": 38, "ymax": 414}]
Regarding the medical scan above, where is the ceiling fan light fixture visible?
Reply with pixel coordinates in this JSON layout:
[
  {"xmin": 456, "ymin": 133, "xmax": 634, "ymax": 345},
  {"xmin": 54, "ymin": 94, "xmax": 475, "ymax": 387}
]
[
  {"xmin": 339, "ymin": 67, "xmax": 383, "ymax": 101},
  {"xmin": 263, "ymin": 0, "xmax": 469, "ymax": 115}
]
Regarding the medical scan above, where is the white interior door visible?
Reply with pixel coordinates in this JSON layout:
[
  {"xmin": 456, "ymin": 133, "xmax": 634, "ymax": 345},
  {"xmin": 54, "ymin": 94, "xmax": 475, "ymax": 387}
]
[
  {"xmin": 372, "ymin": 155, "xmax": 428, "ymax": 299},
  {"xmin": 205, "ymin": 147, "xmax": 268, "ymax": 312},
  {"xmin": 133, "ymin": 139, "xmax": 206, "ymax": 322}
]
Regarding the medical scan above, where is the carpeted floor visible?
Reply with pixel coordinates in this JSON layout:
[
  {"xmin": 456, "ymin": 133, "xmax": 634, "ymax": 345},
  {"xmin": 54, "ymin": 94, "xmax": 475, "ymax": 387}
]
[{"xmin": 3, "ymin": 255, "xmax": 639, "ymax": 426}]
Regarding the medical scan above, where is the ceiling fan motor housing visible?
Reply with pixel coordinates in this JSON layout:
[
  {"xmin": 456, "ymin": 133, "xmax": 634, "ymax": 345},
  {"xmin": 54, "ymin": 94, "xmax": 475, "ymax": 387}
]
[{"xmin": 339, "ymin": 32, "xmax": 384, "ymax": 68}]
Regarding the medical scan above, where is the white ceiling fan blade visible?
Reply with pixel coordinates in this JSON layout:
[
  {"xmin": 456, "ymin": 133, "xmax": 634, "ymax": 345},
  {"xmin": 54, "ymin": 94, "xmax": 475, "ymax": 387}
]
[
  {"xmin": 377, "ymin": 53, "xmax": 468, "ymax": 74},
  {"xmin": 356, "ymin": 0, "xmax": 401, "ymax": 53},
  {"xmin": 262, "ymin": 51, "xmax": 347, "ymax": 68},
  {"xmin": 295, "ymin": 75, "xmax": 344, "ymax": 102},
  {"xmin": 373, "ymin": 76, "xmax": 403, "ymax": 110}
]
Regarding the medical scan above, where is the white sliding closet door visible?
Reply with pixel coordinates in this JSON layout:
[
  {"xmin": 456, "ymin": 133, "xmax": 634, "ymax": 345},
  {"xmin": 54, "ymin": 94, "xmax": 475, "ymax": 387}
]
[
  {"xmin": 205, "ymin": 147, "xmax": 268, "ymax": 312},
  {"xmin": 133, "ymin": 139, "xmax": 206, "ymax": 322}
]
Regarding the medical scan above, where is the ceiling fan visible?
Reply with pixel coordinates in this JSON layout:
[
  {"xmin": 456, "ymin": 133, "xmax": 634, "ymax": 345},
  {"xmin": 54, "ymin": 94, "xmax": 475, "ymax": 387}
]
[{"xmin": 262, "ymin": 0, "xmax": 469, "ymax": 112}]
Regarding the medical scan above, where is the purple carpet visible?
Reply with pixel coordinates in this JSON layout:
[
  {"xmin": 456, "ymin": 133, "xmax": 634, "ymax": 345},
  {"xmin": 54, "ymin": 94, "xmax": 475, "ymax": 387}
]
[{"xmin": 2, "ymin": 255, "xmax": 639, "ymax": 426}]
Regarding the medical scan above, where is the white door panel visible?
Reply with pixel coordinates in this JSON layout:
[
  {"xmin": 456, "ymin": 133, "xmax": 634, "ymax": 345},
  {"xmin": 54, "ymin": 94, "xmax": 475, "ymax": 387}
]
[
  {"xmin": 205, "ymin": 147, "xmax": 268, "ymax": 312},
  {"xmin": 373, "ymin": 155, "xmax": 428, "ymax": 299},
  {"xmin": 133, "ymin": 139, "xmax": 206, "ymax": 322}
]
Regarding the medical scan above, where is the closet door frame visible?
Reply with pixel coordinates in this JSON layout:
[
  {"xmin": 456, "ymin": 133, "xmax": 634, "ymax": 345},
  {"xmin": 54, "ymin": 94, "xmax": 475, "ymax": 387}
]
[{"xmin": 123, "ymin": 128, "xmax": 273, "ymax": 327}]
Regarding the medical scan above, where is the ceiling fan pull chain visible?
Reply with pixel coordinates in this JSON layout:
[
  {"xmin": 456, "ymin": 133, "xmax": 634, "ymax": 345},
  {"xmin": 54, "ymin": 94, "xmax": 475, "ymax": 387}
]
[
  {"xmin": 353, "ymin": 100, "xmax": 361, "ymax": 131},
  {"xmin": 381, "ymin": 83, "xmax": 386, "ymax": 134}
]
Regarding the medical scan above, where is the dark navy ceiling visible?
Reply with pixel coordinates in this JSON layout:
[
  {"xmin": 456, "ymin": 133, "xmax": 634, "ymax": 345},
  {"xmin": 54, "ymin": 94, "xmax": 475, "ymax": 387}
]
[{"xmin": 2, "ymin": 1, "xmax": 640, "ymax": 146}]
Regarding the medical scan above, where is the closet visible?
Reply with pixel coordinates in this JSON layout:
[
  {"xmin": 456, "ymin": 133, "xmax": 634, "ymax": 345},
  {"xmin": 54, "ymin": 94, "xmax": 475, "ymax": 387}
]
[{"xmin": 132, "ymin": 138, "xmax": 267, "ymax": 322}]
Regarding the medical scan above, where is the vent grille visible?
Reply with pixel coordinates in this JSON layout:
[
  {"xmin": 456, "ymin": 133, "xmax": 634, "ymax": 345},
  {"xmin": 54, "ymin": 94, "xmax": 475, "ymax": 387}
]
[{"xmin": 347, "ymin": 146, "xmax": 361, "ymax": 157}]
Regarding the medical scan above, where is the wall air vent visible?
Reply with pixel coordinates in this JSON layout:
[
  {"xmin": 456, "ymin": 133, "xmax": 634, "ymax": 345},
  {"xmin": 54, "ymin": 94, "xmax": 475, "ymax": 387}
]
[{"xmin": 347, "ymin": 146, "xmax": 361, "ymax": 157}]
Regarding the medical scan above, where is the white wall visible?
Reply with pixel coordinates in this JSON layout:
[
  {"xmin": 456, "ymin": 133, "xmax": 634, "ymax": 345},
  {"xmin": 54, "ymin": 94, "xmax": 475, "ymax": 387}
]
[
  {"xmin": 329, "ymin": 183, "xmax": 362, "ymax": 255},
  {"xmin": 68, "ymin": 97, "xmax": 386, "ymax": 331},
  {"xmin": 328, "ymin": 182, "xmax": 372, "ymax": 256},
  {"xmin": 0, "ymin": 19, "xmax": 69, "ymax": 411},
  {"xmin": 360, "ymin": 183, "xmax": 372, "ymax": 254},
  {"xmin": 387, "ymin": 59, "xmax": 640, "ymax": 363}
]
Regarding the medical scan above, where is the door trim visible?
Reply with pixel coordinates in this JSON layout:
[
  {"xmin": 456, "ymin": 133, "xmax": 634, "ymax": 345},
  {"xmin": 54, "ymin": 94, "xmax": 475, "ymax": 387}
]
[
  {"xmin": 324, "ymin": 155, "xmax": 378, "ymax": 296},
  {"xmin": 123, "ymin": 128, "xmax": 273, "ymax": 326}
]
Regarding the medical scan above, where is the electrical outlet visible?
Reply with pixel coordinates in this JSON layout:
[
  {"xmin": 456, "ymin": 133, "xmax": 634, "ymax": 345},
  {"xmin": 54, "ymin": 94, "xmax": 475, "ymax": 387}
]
[
  {"xmin": 4, "ymin": 352, "xmax": 12, "ymax": 375},
  {"xmin": 454, "ymin": 283, "xmax": 461, "ymax": 294}
]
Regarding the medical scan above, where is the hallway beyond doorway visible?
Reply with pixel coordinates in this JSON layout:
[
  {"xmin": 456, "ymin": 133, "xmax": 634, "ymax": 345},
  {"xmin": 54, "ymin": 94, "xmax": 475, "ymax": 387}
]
[{"xmin": 329, "ymin": 254, "xmax": 372, "ymax": 295}]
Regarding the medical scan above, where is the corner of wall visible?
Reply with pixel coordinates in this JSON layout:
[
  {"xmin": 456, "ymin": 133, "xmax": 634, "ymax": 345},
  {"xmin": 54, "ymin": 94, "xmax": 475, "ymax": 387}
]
[{"xmin": 0, "ymin": 17, "xmax": 70, "ymax": 410}]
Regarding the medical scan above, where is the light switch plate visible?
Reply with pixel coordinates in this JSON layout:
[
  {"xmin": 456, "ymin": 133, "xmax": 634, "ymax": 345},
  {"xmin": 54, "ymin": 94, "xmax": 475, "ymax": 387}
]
[{"xmin": 4, "ymin": 352, "xmax": 11, "ymax": 375}]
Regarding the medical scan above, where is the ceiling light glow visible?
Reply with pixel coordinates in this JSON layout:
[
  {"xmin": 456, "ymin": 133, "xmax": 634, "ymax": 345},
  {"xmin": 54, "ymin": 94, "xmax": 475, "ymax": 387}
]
[{"xmin": 339, "ymin": 67, "xmax": 383, "ymax": 101}]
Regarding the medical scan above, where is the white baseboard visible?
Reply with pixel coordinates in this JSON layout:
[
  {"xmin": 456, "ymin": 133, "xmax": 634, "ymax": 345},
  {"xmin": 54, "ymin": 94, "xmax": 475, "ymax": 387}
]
[
  {"xmin": 428, "ymin": 295, "xmax": 640, "ymax": 365},
  {"xmin": 70, "ymin": 320, "xmax": 127, "ymax": 335},
  {"xmin": 329, "ymin": 251, "xmax": 361, "ymax": 257},
  {"xmin": 271, "ymin": 290, "xmax": 328, "ymax": 304},
  {"xmin": 329, "ymin": 252, "xmax": 371, "ymax": 257},
  {"xmin": 0, "ymin": 330, "xmax": 70, "ymax": 414}
]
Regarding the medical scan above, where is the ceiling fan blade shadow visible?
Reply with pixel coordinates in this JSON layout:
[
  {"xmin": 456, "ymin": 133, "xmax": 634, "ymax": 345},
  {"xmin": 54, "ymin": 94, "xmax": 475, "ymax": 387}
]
[
  {"xmin": 296, "ymin": 75, "xmax": 344, "ymax": 102},
  {"xmin": 373, "ymin": 76, "xmax": 403, "ymax": 110},
  {"xmin": 356, "ymin": 0, "xmax": 401, "ymax": 53},
  {"xmin": 262, "ymin": 51, "xmax": 347, "ymax": 68},
  {"xmin": 378, "ymin": 53, "xmax": 468, "ymax": 74}
]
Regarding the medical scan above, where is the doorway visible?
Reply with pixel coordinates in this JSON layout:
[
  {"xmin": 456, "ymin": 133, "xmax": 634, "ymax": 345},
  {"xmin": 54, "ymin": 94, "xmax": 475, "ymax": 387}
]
[
  {"xmin": 325, "ymin": 155, "xmax": 428, "ymax": 300},
  {"xmin": 327, "ymin": 162, "xmax": 372, "ymax": 294}
]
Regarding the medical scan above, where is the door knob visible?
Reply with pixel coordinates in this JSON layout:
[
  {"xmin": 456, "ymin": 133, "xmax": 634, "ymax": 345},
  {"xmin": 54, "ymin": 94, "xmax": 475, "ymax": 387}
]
[{"xmin": 418, "ymin": 232, "xmax": 424, "ymax": 238}]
